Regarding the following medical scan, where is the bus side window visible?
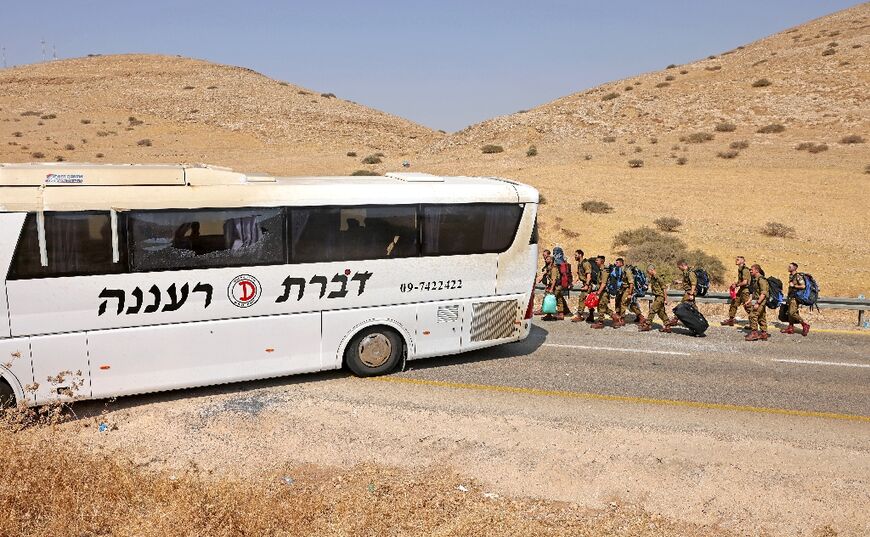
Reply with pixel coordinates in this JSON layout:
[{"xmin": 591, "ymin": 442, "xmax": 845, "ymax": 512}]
[
  {"xmin": 127, "ymin": 208, "xmax": 285, "ymax": 272},
  {"xmin": 8, "ymin": 212, "xmax": 125, "ymax": 280},
  {"xmin": 421, "ymin": 204, "xmax": 524, "ymax": 256},
  {"xmin": 288, "ymin": 206, "xmax": 419, "ymax": 263}
]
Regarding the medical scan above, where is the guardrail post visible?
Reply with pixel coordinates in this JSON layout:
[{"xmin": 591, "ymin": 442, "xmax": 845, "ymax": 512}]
[{"xmin": 859, "ymin": 309, "xmax": 865, "ymax": 328}]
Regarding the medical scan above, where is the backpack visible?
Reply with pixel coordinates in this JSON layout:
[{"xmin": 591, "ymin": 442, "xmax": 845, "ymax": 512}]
[
  {"xmin": 630, "ymin": 266, "xmax": 648, "ymax": 298},
  {"xmin": 587, "ymin": 259, "xmax": 601, "ymax": 285},
  {"xmin": 605, "ymin": 264, "xmax": 623, "ymax": 295},
  {"xmin": 794, "ymin": 273, "xmax": 819, "ymax": 308},
  {"xmin": 766, "ymin": 277, "xmax": 784, "ymax": 309},
  {"xmin": 557, "ymin": 262, "xmax": 573, "ymax": 288},
  {"xmin": 694, "ymin": 267, "xmax": 710, "ymax": 297}
]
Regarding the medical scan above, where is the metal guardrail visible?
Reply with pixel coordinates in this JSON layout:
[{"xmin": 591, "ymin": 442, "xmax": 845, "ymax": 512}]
[{"xmin": 534, "ymin": 285, "xmax": 870, "ymax": 326}]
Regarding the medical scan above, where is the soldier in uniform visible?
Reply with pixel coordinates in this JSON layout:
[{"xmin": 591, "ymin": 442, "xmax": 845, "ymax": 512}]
[
  {"xmin": 590, "ymin": 255, "xmax": 619, "ymax": 329},
  {"xmin": 623, "ymin": 263, "xmax": 647, "ymax": 327},
  {"xmin": 745, "ymin": 264, "xmax": 770, "ymax": 341},
  {"xmin": 783, "ymin": 262, "xmax": 810, "ymax": 336},
  {"xmin": 642, "ymin": 264, "xmax": 671, "ymax": 332},
  {"xmin": 533, "ymin": 249, "xmax": 552, "ymax": 316},
  {"xmin": 721, "ymin": 256, "xmax": 751, "ymax": 326},
  {"xmin": 545, "ymin": 246, "xmax": 572, "ymax": 320},
  {"xmin": 611, "ymin": 258, "xmax": 631, "ymax": 328},
  {"xmin": 570, "ymin": 249, "xmax": 595, "ymax": 323},
  {"xmin": 666, "ymin": 260, "xmax": 696, "ymax": 327}
]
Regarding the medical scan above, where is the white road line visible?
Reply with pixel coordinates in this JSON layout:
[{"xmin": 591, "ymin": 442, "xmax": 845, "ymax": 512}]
[
  {"xmin": 542, "ymin": 343, "xmax": 692, "ymax": 356},
  {"xmin": 771, "ymin": 359, "xmax": 870, "ymax": 369}
]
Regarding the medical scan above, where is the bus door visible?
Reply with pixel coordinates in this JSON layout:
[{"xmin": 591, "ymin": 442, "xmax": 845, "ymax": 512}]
[{"xmin": 0, "ymin": 212, "xmax": 27, "ymax": 338}]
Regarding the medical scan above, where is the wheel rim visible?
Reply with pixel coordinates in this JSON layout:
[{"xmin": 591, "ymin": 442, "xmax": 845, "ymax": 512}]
[{"xmin": 357, "ymin": 333, "xmax": 392, "ymax": 368}]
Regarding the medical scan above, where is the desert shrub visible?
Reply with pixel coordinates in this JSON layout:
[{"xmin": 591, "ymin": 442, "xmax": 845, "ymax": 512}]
[
  {"xmin": 136, "ymin": 139, "xmax": 152, "ymax": 147},
  {"xmin": 649, "ymin": 137, "xmax": 658, "ymax": 144},
  {"xmin": 346, "ymin": 151, "xmax": 357, "ymax": 157},
  {"xmin": 581, "ymin": 200, "xmax": 613, "ymax": 214},
  {"xmin": 751, "ymin": 78, "xmax": 772, "ymax": 87},
  {"xmin": 602, "ymin": 92, "xmax": 619, "ymax": 101},
  {"xmin": 613, "ymin": 227, "xmax": 724, "ymax": 284},
  {"xmin": 182, "ymin": 85, "xmax": 195, "ymax": 90},
  {"xmin": 361, "ymin": 154, "xmax": 382, "ymax": 164},
  {"xmin": 714, "ymin": 122, "xmax": 736, "ymax": 132},
  {"xmin": 840, "ymin": 134, "xmax": 865, "ymax": 144},
  {"xmin": 757, "ymin": 124, "xmax": 785, "ymax": 134},
  {"xmin": 54, "ymin": 155, "xmax": 64, "ymax": 162},
  {"xmin": 821, "ymin": 48, "xmax": 836, "ymax": 56},
  {"xmin": 481, "ymin": 144, "xmax": 503, "ymax": 154},
  {"xmin": 865, "ymin": 164, "xmax": 870, "ymax": 174},
  {"xmin": 751, "ymin": 59, "xmax": 768, "ymax": 67},
  {"xmin": 20, "ymin": 111, "xmax": 41, "ymax": 117},
  {"xmin": 679, "ymin": 69, "xmax": 688, "ymax": 74},
  {"xmin": 760, "ymin": 221, "xmax": 796, "ymax": 238},
  {"xmin": 654, "ymin": 217, "xmax": 683, "ymax": 232},
  {"xmin": 12, "ymin": 131, "xmax": 22, "ymax": 137},
  {"xmin": 30, "ymin": 152, "xmax": 45, "ymax": 159},
  {"xmin": 795, "ymin": 142, "xmax": 827, "ymax": 153},
  {"xmin": 633, "ymin": 146, "xmax": 642, "ymax": 153},
  {"xmin": 350, "ymin": 170, "xmax": 379, "ymax": 176},
  {"xmin": 80, "ymin": 119, "xmax": 91, "ymax": 124},
  {"xmin": 583, "ymin": 154, "xmax": 592, "ymax": 160},
  {"xmin": 730, "ymin": 140, "xmax": 749, "ymax": 150},
  {"xmin": 655, "ymin": 82, "xmax": 670, "ymax": 88},
  {"xmin": 562, "ymin": 229, "xmax": 579, "ymax": 239},
  {"xmin": 320, "ymin": 92, "xmax": 336, "ymax": 98},
  {"xmin": 207, "ymin": 85, "xmax": 218, "ymax": 90},
  {"xmin": 602, "ymin": 136, "xmax": 616, "ymax": 143},
  {"xmin": 63, "ymin": 144, "xmax": 75, "ymax": 151},
  {"xmin": 628, "ymin": 159, "xmax": 644, "ymax": 168},
  {"xmin": 95, "ymin": 153, "xmax": 104, "ymax": 158},
  {"xmin": 612, "ymin": 227, "xmax": 679, "ymax": 249},
  {"xmin": 683, "ymin": 249, "xmax": 726, "ymax": 284},
  {"xmin": 624, "ymin": 86, "xmax": 633, "ymax": 91},
  {"xmin": 717, "ymin": 150, "xmax": 739, "ymax": 159},
  {"xmin": 40, "ymin": 114, "xmax": 56, "ymax": 120},
  {"xmin": 526, "ymin": 145, "xmax": 538, "ymax": 157},
  {"xmin": 676, "ymin": 157, "xmax": 687, "ymax": 165},
  {"xmin": 686, "ymin": 132, "xmax": 714, "ymax": 143},
  {"xmin": 664, "ymin": 75, "xmax": 675, "ymax": 81},
  {"xmin": 373, "ymin": 152, "xmax": 385, "ymax": 158},
  {"xmin": 704, "ymin": 65, "xmax": 722, "ymax": 71},
  {"xmin": 128, "ymin": 117, "xmax": 143, "ymax": 126},
  {"xmin": 666, "ymin": 64, "xmax": 676, "ymax": 69}
]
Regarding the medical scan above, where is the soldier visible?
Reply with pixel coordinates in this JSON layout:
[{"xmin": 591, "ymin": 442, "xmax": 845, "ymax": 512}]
[
  {"xmin": 533, "ymin": 249, "xmax": 552, "ymax": 316},
  {"xmin": 721, "ymin": 256, "xmax": 751, "ymax": 326},
  {"xmin": 545, "ymin": 246, "xmax": 572, "ymax": 320},
  {"xmin": 623, "ymin": 263, "xmax": 648, "ymax": 327},
  {"xmin": 783, "ymin": 262, "xmax": 810, "ymax": 336},
  {"xmin": 642, "ymin": 264, "xmax": 671, "ymax": 332},
  {"xmin": 745, "ymin": 264, "xmax": 770, "ymax": 341},
  {"xmin": 570, "ymin": 249, "xmax": 595, "ymax": 323},
  {"xmin": 665, "ymin": 260, "xmax": 696, "ymax": 327},
  {"xmin": 592, "ymin": 256, "xmax": 626, "ymax": 329}
]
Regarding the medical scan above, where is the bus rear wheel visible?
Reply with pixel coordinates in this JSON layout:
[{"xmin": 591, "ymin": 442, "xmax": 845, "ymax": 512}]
[
  {"xmin": 0, "ymin": 378, "xmax": 16, "ymax": 409},
  {"xmin": 344, "ymin": 327, "xmax": 403, "ymax": 377}
]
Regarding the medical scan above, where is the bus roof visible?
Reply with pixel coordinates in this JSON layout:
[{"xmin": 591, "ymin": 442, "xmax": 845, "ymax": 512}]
[{"xmin": 0, "ymin": 163, "xmax": 539, "ymax": 212}]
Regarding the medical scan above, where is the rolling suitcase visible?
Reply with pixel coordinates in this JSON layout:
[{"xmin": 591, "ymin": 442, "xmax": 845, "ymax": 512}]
[{"xmin": 673, "ymin": 302, "xmax": 709, "ymax": 336}]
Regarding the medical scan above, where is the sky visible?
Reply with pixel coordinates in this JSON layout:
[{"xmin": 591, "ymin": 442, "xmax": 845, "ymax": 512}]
[{"xmin": 0, "ymin": 1, "xmax": 862, "ymax": 132}]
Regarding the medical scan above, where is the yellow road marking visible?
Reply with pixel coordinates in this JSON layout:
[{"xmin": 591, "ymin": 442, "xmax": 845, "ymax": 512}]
[{"xmin": 372, "ymin": 376, "xmax": 870, "ymax": 423}]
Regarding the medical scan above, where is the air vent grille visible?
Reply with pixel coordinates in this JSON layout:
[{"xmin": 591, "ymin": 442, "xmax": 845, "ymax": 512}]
[
  {"xmin": 470, "ymin": 300, "xmax": 518, "ymax": 342},
  {"xmin": 437, "ymin": 305, "xmax": 460, "ymax": 323}
]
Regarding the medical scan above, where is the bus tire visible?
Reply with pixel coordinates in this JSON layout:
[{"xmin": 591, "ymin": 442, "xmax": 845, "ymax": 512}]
[
  {"xmin": 0, "ymin": 377, "xmax": 16, "ymax": 409},
  {"xmin": 344, "ymin": 326, "xmax": 403, "ymax": 377}
]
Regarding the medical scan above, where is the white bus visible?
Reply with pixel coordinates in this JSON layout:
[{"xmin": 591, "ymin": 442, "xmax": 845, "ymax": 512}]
[{"xmin": 0, "ymin": 163, "xmax": 539, "ymax": 406}]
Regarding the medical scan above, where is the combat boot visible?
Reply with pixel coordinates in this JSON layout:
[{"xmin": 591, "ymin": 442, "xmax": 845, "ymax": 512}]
[
  {"xmin": 744, "ymin": 330, "xmax": 760, "ymax": 341},
  {"xmin": 665, "ymin": 317, "xmax": 679, "ymax": 327},
  {"xmin": 758, "ymin": 331, "xmax": 769, "ymax": 341},
  {"xmin": 801, "ymin": 322, "xmax": 810, "ymax": 337},
  {"xmin": 780, "ymin": 324, "xmax": 795, "ymax": 334},
  {"xmin": 570, "ymin": 314, "xmax": 585, "ymax": 323},
  {"xmin": 591, "ymin": 321, "xmax": 605, "ymax": 329},
  {"xmin": 659, "ymin": 326, "xmax": 672, "ymax": 333},
  {"xmin": 638, "ymin": 322, "xmax": 652, "ymax": 332},
  {"xmin": 612, "ymin": 315, "xmax": 625, "ymax": 328},
  {"xmin": 720, "ymin": 318, "xmax": 736, "ymax": 326}
]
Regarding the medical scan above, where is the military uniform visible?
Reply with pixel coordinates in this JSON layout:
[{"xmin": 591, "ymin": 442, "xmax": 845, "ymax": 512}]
[
  {"xmin": 548, "ymin": 263, "xmax": 572, "ymax": 316},
  {"xmin": 748, "ymin": 275, "xmax": 769, "ymax": 335},
  {"xmin": 594, "ymin": 265, "xmax": 626, "ymax": 327},
  {"xmin": 787, "ymin": 272, "xmax": 806, "ymax": 324},
  {"xmin": 727, "ymin": 265, "xmax": 752, "ymax": 319},
  {"xmin": 614, "ymin": 267, "xmax": 632, "ymax": 318},
  {"xmin": 680, "ymin": 267, "xmax": 697, "ymax": 303},
  {"xmin": 648, "ymin": 274, "xmax": 670, "ymax": 325},
  {"xmin": 572, "ymin": 259, "xmax": 595, "ymax": 321}
]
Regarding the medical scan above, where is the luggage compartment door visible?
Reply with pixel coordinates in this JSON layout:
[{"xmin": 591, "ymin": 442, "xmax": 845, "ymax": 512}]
[{"xmin": 31, "ymin": 333, "xmax": 91, "ymax": 403}]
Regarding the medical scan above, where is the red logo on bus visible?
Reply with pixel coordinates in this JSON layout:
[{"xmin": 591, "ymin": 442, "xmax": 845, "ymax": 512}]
[{"xmin": 228, "ymin": 274, "xmax": 262, "ymax": 308}]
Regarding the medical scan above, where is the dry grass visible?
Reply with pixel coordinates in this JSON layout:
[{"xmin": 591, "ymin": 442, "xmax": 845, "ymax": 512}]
[
  {"xmin": 685, "ymin": 132, "xmax": 714, "ymax": 143},
  {"xmin": 714, "ymin": 122, "xmax": 736, "ymax": 132},
  {"xmin": 757, "ymin": 124, "xmax": 786, "ymax": 134},
  {"xmin": 654, "ymin": 216, "xmax": 683, "ymax": 232},
  {"xmin": 581, "ymin": 200, "xmax": 613, "ymax": 214},
  {"xmin": 839, "ymin": 134, "xmax": 865, "ymax": 144},
  {"xmin": 0, "ymin": 424, "xmax": 731, "ymax": 537},
  {"xmin": 760, "ymin": 221, "xmax": 796, "ymax": 238},
  {"xmin": 361, "ymin": 154, "xmax": 382, "ymax": 164},
  {"xmin": 628, "ymin": 159, "xmax": 644, "ymax": 168},
  {"xmin": 481, "ymin": 144, "xmax": 504, "ymax": 154}
]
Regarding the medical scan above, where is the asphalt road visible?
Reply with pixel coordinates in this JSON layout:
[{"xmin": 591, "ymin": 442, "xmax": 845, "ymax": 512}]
[{"xmin": 397, "ymin": 318, "xmax": 870, "ymax": 418}]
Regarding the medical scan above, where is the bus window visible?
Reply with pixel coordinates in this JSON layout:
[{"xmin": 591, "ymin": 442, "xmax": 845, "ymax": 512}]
[
  {"xmin": 289, "ymin": 206, "xmax": 419, "ymax": 263},
  {"xmin": 422, "ymin": 204, "xmax": 523, "ymax": 256},
  {"xmin": 8, "ymin": 212, "xmax": 124, "ymax": 280},
  {"xmin": 128, "ymin": 208, "xmax": 284, "ymax": 272}
]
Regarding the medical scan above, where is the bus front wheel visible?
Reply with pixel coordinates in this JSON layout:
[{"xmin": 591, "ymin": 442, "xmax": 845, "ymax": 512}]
[
  {"xmin": 344, "ymin": 327, "xmax": 403, "ymax": 377},
  {"xmin": 0, "ymin": 378, "xmax": 16, "ymax": 409}
]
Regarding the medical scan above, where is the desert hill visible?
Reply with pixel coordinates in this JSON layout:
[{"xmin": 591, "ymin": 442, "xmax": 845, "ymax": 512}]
[{"xmin": 0, "ymin": 54, "xmax": 440, "ymax": 174}]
